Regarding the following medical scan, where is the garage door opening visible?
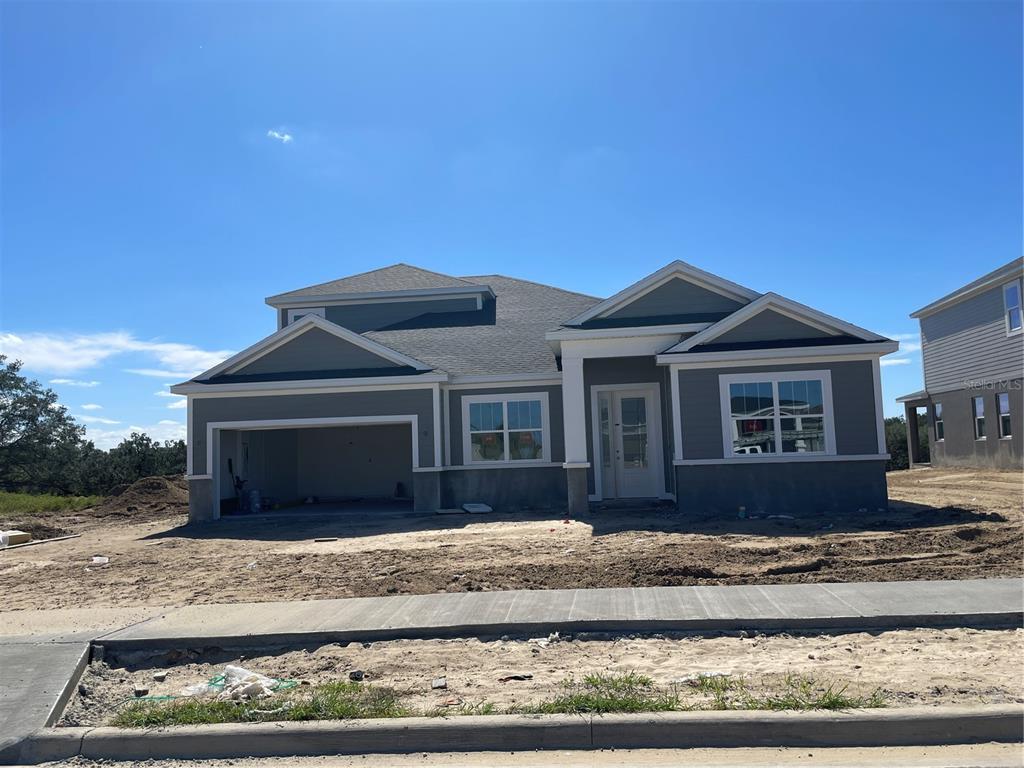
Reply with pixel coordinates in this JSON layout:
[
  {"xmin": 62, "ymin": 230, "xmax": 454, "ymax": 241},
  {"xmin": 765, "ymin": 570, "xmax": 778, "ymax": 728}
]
[{"xmin": 216, "ymin": 422, "xmax": 415, "ymax": 515}]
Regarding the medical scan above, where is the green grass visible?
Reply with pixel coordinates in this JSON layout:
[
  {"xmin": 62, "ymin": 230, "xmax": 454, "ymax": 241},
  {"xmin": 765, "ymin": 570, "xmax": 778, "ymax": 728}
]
[
  {"xmin": 512, "ymin": 672, "xmax": 680, "ymax": 715},
  {"xmin": 112, "ymin": 682, "xmax": 407, "ymax": 727},
  {"xmin": 0, "ymin": 490, "xmax": 103, "ymax": 518},
  {"xmin": 690, "ymin": 673, "xmax": 887, "ymax": 711}
]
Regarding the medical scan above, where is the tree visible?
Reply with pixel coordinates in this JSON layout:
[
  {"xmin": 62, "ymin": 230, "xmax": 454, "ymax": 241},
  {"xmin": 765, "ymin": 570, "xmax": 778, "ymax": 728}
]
[
  {"xmin": 885, "ymin": 414, "xmax": 931, "ymax": 471},
  {"xmin": 0, "ymin": 356, "xmax": 86, "ymax": 493}
]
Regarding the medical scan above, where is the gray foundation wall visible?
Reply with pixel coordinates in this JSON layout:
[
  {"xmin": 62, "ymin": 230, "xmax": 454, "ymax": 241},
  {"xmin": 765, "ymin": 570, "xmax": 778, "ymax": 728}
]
[
  {"xmin": 438, "ymin": 466, "xmax": 566, "ymax": 511},
  {"xmin": 675, "ymin": 459, "xmax": 888, "ymax": 516},
  {"xmin": 928, "ymin": 379, "xmax": 1023, "ymax": 469},
  {"xmin": 677, "ymin": 360, "xmax": 881, "ymax": 460}
]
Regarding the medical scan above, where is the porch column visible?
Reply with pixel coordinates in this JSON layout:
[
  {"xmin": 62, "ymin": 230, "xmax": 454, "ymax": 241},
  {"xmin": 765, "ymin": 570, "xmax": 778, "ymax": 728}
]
[{"xmin": 561, "ymin": 354, "xmax": 590, "ymax": 516}]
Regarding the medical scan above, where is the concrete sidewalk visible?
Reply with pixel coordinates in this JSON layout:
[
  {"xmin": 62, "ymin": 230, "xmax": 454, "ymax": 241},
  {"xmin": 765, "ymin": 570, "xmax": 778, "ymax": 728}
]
[
  {"xmin": 1, "ymin": 578, "xmax": 1021, "ymax": 763},
  {"xmin": 94, "ymin": 577, "xmax": 1024, "ymax": 649}
]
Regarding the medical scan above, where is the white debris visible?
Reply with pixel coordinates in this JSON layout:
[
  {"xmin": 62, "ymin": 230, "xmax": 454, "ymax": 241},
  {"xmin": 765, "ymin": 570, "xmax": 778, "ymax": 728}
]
[
  {"xmin": 181, "ymin": 665, "xmax": 278, "ymax": 701},
  {"xmin": 462, "ymin": 503, "xmax": 493, "ymax": 513}
]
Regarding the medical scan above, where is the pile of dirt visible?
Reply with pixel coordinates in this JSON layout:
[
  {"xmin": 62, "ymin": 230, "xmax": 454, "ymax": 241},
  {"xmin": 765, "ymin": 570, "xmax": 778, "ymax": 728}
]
[{"xmin": 90, "ymin": 475, "xmax": 189, "ymax": 523}]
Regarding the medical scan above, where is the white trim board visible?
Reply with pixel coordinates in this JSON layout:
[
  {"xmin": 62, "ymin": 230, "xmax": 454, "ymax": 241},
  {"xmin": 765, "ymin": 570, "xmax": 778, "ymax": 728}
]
[
  {"xmin": 266, "ymin": 285, "xmax": 494, "ymax": 308},
  {"xmin": 674, "ymin": 453, "xmax": 890, "ymax": 466},
  {"xmin": 663, "ymin": 293, "xmax": 889, "ymax": 355},
  {"xmin": 189, "ymin": 314, "xmax": 433, "ymax": 383},
  {"xmin": 413, "ymin": 462, "xmax": 563, "ymax": 473},
  {"xmin": 172, "ymin": 373, "xmax": 447, "ymax": 397},
  {"xmin": 656, "ymin": 343, "xmax": 899, "ymax": 368},
  {"xmin": 564, "ymin": 260, "xmax": 760, "ymax": 327},
  {"xmin": 545, "ymin": 323, "xmax": 711, "ymax": 341}
]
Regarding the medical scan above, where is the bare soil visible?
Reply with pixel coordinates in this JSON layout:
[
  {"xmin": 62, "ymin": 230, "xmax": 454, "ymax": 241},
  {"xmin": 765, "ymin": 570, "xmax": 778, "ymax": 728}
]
[
  {"xmin": 1, "ymin": 469, "xmax": 1020, "ymax": 611},
  {"xmin": 60, "ymin": 627, "xmax": 1024, "ymax": 726}
]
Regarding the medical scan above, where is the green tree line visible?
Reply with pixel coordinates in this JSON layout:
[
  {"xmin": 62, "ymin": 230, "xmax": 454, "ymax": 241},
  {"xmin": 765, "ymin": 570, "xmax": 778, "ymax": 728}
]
[{"xmin": 0, "ymin": 356, "xmax": 185, "ymax": 496}]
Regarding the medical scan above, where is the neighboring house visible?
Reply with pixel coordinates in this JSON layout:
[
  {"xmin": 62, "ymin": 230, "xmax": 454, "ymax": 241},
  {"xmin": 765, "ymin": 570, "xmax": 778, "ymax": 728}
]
[
  {"xmin": 897, "ymin": 258, "xmax": 1024, "ymax": 469},
  {"xmin": 173, "ymin": 261, "xmax": 898, "ymax": 522}
]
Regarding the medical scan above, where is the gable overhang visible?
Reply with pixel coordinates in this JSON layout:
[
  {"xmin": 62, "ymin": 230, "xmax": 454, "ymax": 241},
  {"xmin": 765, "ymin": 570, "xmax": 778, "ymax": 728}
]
[
  {"xmin": 182, "ymin": 314, "xmax": 434, "ymax": 385},
  {"xmin": 661, "ymin": 292, "xmax": 889, "ymax": 355},
  {"xmin": 544, "ymin": 323, "xmax": 711, "ymax": 358},
  {"xmin": 910, "ymin": 257, "xmax": 1024, "ymax": 320},
  {"xmin": 266, "ymin": 285, "xmax": 495, "ymax": 309},
  {"xmin": 655, "ymin": 340, "xmax": 900, "ymax": 368},
  {"xmin": 170, "ymin": 371, "xmax": 448, "ymax": 397},
  {"xmin": 562, "ymin": 260, "xmax": 760, "ymax": 327}
]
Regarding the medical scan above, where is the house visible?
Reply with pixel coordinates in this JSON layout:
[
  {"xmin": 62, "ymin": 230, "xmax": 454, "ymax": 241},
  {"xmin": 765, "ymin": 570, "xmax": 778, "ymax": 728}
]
[
  {"xmin": 172, "ymin": 261, "xmax": 898, "ymax": 522},
  {"xmin": 897, "ymin": 258, "xmax": 1023, "ymax": 469}
]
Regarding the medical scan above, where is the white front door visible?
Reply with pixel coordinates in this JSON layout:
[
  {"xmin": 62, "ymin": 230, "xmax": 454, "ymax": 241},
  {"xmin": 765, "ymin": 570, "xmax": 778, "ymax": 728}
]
[{"xmin": 596, "ymin": 387, "xmax": 661, "ymax": 499}]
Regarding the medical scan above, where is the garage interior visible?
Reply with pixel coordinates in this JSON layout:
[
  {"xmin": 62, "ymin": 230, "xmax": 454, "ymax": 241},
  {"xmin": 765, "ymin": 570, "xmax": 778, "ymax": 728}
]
[{"xmin": 217, "ymin": 423, "xmax": 414, "ymax": 514}]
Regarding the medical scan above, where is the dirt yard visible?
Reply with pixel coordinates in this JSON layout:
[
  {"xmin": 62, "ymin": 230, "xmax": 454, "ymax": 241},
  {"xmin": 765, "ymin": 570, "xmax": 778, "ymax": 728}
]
[
  {"xmin": 61, "ymin": 627, "xmax": 1024, "ymax": 726},
  {"xmin": 0, "ymin": 469, "xmax": 1020, "ymax": 611}
]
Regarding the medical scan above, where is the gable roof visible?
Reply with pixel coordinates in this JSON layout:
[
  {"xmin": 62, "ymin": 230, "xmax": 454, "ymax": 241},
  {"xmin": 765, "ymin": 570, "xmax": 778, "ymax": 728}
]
[
  {"xmin": 563, "ymin": 260, "xmax": 760, "ymax": 327},
  {"xmin": 910, "ymin": 257, "xmax": 1024, "ymax": 319},
  {"xmin": 266, "ymin": 264, "xmax": 487, "ymax": 305},
  {"xmin": 662, "ymin": 292, "xmax": 890, "ymax": 354},
  {"xmin": 189, "ymin": 314, "xmax": 433, "ymax": 382}
]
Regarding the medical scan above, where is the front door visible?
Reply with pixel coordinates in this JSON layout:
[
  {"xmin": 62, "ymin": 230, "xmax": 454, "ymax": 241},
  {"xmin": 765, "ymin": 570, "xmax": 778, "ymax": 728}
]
[{"xmin": 597, "ymin": 388, "xmax": 661, "ymax": 499}]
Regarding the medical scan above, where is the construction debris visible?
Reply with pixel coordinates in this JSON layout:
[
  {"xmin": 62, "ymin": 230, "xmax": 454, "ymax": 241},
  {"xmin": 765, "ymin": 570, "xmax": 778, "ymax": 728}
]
[
  {"xmin": 431, "ymin": 676, "xmax": 447, "ymax": 690},
  {"xmin": 0, "ymin": 530, "xmax": 31, "ymax": 547},
  {"xmin": 462, "ymin": 503, "xmax": 493, "ymax": 514}
]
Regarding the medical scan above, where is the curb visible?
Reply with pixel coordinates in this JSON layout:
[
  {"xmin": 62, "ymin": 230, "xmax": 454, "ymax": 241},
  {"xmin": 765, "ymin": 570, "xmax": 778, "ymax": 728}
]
[
  {"xmin": 95, "ymin": 611, "xmax": 1024, "ymax": 654},
  {"xmin": 12, "ymin": 705, "xmax": 1023, "ymax": 764}
]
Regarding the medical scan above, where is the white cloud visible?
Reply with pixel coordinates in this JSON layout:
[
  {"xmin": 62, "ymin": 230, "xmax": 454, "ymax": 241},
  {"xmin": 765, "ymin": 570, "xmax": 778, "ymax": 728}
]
[
  {"xmin": 49, "ymin": 378, "xmax": 100, "ymax": 388},
  {"xmin": 267, "ymin": 129, "xmax": 294, "ymax": 144},
  {"xmin": 80, "ymin": 403, "xmax": 103, "ymax": 411},
  {"xmin": 126, "ymin": 368, "xmax": 201, "ymax": 379},
  {"xmin": 75, "ymin": 414, "xmax": 121, "ymax": 425},
  {"xmin": 84, "ymin": 420, "xmax": 187, "ymax": 450},
  {"xmin": 166, "ymin": 398, "xmax": 188, "ymax": 409},
  {"xmin": 0, "ymin": 331, "xmax": 232, "ymax": 377},
  {"xmin": 883, "ymin": 332, "xmax": 922, "ymax": 354},
  {"xmin": 880, "ymin": 358, "xmax": 912, "ymax": 367}
]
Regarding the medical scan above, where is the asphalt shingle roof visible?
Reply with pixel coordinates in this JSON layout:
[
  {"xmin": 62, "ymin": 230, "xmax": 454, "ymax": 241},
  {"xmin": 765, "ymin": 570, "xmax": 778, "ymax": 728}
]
[
  {"xmin": 366, "ymin": 275, "xmax": 601, "ymax": 376},
  {"xmin": 267, "ymin": 264, "xmax": 480, "ymax": 301}
]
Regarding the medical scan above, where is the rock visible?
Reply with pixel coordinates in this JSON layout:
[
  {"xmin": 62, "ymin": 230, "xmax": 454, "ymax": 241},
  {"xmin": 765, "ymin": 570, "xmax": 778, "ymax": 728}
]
[
  {"xmin": 77, "ymin": 683, "xmax": 91, "ymax": 698},
  {"xmin": 349, "ymin": 669, "xmax": 365, "ymax": 682},
  {"xmin": 152, "ymin": 671, "xmax": 167, "ymax": 682},
  {"xmin": 133, "ymin": 686, "xmax": 149, "ymax": 697},
  {"xmin": 431, "ymin": 677, "xmax": 447, "ymax": 690}
]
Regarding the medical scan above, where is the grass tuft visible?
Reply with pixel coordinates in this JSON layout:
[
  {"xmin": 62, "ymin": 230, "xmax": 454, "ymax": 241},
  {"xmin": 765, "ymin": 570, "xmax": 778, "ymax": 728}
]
[
  {"xmin": 513, "ymin": 672, "xmax": 680, "ymax": 715},
  {"xmin": 691, "ymin": 673, "xmax": 887, "ymax": 711},
  {"xmin": 112, "ymin": 682, "xmax": 407, "ymax": 727},
  {"xmin": 0, "ymin": 491, "xmax": 102, "ymax": 519}
]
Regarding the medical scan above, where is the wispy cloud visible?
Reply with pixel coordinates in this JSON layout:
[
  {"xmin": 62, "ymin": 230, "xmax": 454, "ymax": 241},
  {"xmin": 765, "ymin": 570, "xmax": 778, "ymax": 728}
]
[
  {"xmin": 80, "ymin": 403, "xmax": 102, "ymax": 411},
  {"xmin": 125, "ymin": 368, "xmax": 200, "ymax": 379},
  {"xmin": 267, "ymin": 128, "xmax": 294, "ymax": 144},
  {"xmin": 49, "ymin": 378, "xmax": 100, "ymax": 388},
  {"xmin": 166, "ymin": 398, "xmax": 188, "ymax": 410},
  {"xmin": 75, "ymin": 414, "xmax": 121, "ymax": 425},
  {"xmin": 880, "ymin": 358, "xmax": 912, "ymax": 367},
  {"xmin": 0, "ymin": 331, "xmax": 232, "ymax": 378}
]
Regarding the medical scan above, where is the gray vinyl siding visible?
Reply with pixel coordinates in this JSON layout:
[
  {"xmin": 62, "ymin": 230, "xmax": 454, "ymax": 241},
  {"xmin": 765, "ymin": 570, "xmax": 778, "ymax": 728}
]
[
  {"xmin": 583, "ymin": 357, "xmax": 674, "ymax": 495},
  {"xmin": 607, "ymin": 278, "xmax": 744, "ymax": 319},
  {"xmin": 232, "ymin": 328, "xmax": 401, "ymax": 376},
  {"xmin": 708, "ymin": 310, "xmax": 832, "ymax": 345},
  {"xmin": 447, "ymin": 385, "xmax": 564, "ymax": 466},
  {"xmin": 920, "ymin": 283, "xmax": 1024, "ymax": 394},
  {"xmin": 191, "ymin": 388, "xmax": 435, "ymax": 475},
  {"xmin": 279, "ymin": 297, "xmax": 480, "ymax": 332},
  {"xmin": 677, "ymin": 360, "xmax": 879, "ymax": 460}
]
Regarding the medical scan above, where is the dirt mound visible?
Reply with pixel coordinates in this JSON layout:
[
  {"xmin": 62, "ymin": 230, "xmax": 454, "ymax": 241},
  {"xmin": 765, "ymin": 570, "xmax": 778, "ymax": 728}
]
[{"xmin": 90, "ymin": 475, "xmax": 189, "ymax": 522}]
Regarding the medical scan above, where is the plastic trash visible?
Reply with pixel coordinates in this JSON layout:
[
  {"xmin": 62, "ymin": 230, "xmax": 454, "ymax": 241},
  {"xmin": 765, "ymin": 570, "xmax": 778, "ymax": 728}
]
[
  {"xmin": 91, "ymin": 556, "xmax": 109, "ymax": 565},
  {"xmin": 181, "ymin": 665, "xmax": 298, "ymax": 701}
]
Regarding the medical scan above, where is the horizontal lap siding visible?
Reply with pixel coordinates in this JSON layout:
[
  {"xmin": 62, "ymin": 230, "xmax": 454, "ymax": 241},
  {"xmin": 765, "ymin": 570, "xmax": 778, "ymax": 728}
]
[
  {"xmin": 678, "ymin": 360, "xmax": 879, "ymax": 460},
  {"xmin": 191, "ymin": 389, "xmax": 435, "ymax": 475},
  {"xmin": 921, "ymin": 285, "xmax": 1023, "ymax": 394}
]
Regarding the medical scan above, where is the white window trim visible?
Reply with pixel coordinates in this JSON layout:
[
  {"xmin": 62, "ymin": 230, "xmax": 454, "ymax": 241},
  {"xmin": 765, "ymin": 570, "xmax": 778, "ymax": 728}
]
[
  {"xmin": 996, "ymin": 392, "xmax": 1012, "ymax": 439},
  {"xmin": 461, "ymin": 391, "xmax": 552, "ymax": 465},
  {"xmin": 972, "ymin": 395, "xmax": 987, "ymax": 440},
  {"xmin": 1003, "ymin": 280, "xmax": 1023, "ymax": 336},
  {"xmin": 933, "ymin": 402, "xmax": 945, "ymax": 442},
  {"xmin": 718, "ymin": 370, "xmax": 836, "ymax": 459},
  {"xmin": 286, "ymin": 307, "xmax": 326, "ymax": 324}
]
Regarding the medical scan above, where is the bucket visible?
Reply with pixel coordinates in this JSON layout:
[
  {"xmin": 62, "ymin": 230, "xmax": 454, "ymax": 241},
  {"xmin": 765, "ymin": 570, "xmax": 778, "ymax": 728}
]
[{"xmin": 249, "ymin": 489, "xmax": 263, "ymax": 514}]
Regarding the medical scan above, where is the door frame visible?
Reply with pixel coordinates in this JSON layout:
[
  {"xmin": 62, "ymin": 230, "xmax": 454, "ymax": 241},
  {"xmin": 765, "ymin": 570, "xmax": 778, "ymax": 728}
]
[{"xmin": 589, "ymin": 382, "xmax": 666, "ymax": 502}]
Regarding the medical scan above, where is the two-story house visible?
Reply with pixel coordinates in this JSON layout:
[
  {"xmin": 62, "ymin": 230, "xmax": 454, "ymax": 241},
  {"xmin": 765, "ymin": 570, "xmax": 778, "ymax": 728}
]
[
  {"xmin": 897, "ymin": 257, "xmax": 1024, "ymax": 469},
  {"xmin": 173, "ymin": 261, "xmax": 898, "ymax": 522}
]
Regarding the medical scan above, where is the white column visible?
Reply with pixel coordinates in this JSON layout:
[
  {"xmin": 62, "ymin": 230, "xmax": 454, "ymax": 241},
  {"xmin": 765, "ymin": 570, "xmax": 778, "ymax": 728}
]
[
  {"xmin": 432, "ymin": 383, "xmax": 442, "ymax": 468},
  {"xmin": 670, "ymin": 365, "xmax": 682, "ymax": 461},
  {"xmin": 561, "ymin": 354, "xmax": 589, "ymax": 466}
]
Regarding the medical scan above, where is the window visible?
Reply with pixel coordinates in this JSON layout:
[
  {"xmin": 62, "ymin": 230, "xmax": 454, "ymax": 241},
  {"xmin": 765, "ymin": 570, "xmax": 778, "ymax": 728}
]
[
  {"xmin": 934, "ymin": 402, "xmax": 944, "ymax": 441},
  {"xmin": 997, "ymin": 392, "xmax": 1012, "ymax": 438},
  {"xmin": 1004, "ymin": 281, "xmax": 1023, "ymax": 335},
  {"xmin": 287, "ymin": 307, "xmax": 326, "ymax": 324},
  {"xmin": 720, "ymin": 371, "xmax": 833, "ymax": 457},
  {"xmin": 972, "ymin": 395, "xmax": 986, "ymax": 439},
  {"xmin": 463, "ymin": 393, "xmax": 550, "ymax": 464}
]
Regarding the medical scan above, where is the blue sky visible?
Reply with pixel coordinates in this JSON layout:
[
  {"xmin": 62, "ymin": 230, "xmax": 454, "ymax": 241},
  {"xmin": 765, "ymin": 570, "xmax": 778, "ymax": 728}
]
[{"xmin": 1, "ymin": 1, "xmax": 1020, "ymax": 448}]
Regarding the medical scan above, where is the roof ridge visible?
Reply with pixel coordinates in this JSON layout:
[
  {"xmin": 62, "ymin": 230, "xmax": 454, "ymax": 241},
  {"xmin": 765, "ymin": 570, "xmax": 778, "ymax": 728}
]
[{"xmin": 460, "ymin": 273, "xmax": 601, "ymax": 302}]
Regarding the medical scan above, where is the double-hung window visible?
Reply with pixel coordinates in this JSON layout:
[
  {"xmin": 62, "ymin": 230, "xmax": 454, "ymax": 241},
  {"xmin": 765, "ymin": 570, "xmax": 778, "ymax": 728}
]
[
  {"xmin": 463, "ymin": 393, "xmax": 551, "ymax": 464},
  {"xmin": 972, "ymin": 395, "xmax": 986, "ymax": 439},
  {"xmin": 997, "ymin": 392, "xmax": 1012, "ymax": 438},
  {"xmin": 933, "ymin": 402, "xmax": 944, "ymax": 441},
  {"xmin": 719, "ymin": 371, "xmax": 835, "ymax": 457},
  {"xmin": 1004, "ymin": 280, "xmax": 1023, "ymax": 335}
]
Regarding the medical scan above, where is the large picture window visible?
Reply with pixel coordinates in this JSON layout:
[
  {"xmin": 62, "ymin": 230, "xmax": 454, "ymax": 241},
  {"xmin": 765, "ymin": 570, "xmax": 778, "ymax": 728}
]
[
  {"xmin": 719, "ymin": 371, "xmax": 835, "ymax": 457},
  {"xmin": 463, "ymin": 393, "xmax": 551, "ymax": 464}
]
